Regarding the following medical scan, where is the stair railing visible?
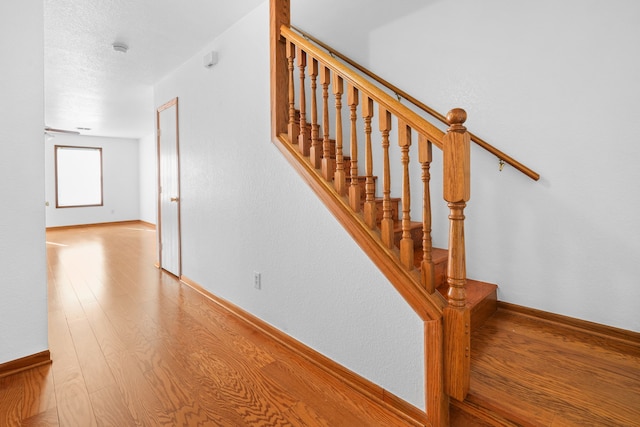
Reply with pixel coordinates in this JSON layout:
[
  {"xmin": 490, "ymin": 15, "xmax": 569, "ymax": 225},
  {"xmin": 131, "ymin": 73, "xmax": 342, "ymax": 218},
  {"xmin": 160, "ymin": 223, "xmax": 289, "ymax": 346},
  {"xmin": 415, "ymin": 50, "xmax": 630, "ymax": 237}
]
[
  {"xmin": 271, "ymin": 2, "xmax": 470, "ymax": 424},
  {"xmin": 282, "ymin": 24, "xmax": 455, "ymax": 297}
]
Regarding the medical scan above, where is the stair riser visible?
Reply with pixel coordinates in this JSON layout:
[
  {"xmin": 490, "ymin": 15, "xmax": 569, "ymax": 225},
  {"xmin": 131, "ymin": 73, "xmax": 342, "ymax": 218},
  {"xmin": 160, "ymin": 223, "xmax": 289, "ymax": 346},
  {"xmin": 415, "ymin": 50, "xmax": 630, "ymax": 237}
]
[
  {"xmin": 393, "ymin": 225, "xmax": 423, "ymax": 249},
  {"xmin": 361, "ymin": 199, "xmax": 399, "ymax": 224}
]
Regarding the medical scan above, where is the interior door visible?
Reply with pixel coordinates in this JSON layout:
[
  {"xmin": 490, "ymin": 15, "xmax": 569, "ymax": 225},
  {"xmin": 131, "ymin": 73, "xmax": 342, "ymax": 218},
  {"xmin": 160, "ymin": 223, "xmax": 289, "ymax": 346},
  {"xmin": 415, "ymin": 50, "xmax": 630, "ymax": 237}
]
[{"xmin": 157, "ymin": 98, "xmax": 181, "ymax": 276}]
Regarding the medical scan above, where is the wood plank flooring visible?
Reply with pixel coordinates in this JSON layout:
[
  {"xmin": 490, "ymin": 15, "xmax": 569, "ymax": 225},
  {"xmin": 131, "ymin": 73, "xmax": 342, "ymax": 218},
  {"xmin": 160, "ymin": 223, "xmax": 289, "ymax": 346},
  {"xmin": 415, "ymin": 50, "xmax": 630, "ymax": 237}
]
[
  {"xmin": 453, "ymin": 307, "xmax": 640, "ymax": 426},
  {"xmin": 1, "ymin": 223, "xmax": 420, "ymax": 426}
]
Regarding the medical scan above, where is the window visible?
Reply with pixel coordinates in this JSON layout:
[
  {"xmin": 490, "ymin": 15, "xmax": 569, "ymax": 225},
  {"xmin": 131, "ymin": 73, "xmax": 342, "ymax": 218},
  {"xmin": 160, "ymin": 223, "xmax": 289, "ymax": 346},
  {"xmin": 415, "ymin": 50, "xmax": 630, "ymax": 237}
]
[{"xmin": 55, "ymin": 145, "xmax": 103, "ymax": 208}]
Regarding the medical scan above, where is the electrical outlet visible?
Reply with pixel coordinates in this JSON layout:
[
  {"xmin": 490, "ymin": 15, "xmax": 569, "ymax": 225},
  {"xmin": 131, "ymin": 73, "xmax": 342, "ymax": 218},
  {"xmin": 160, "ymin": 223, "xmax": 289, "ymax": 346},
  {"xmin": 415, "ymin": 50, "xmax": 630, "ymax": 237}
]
[{"xmin": 254, "ymin": 272, "xmax": 261, "ymax": 290}]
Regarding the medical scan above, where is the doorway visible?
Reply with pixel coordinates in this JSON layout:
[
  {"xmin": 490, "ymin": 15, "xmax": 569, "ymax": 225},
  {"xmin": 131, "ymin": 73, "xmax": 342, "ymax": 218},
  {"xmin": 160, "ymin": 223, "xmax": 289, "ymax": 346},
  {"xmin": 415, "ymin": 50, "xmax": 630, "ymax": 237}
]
[{"xmin": 156, "ymin": 97, "xmax": 181, "ymax": 277}]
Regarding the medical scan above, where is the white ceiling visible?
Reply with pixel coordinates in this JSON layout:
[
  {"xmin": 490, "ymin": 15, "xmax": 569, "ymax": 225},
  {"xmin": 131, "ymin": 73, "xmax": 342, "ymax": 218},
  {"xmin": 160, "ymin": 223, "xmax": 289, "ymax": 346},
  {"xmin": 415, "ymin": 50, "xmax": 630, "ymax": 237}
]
[
  {"xmin": 44, "ymin": 0, "xmax": 264, "ymax": 139},
  {"xmin": 43, "ymin": 0, "xmax": 430, "ymax": 140}
]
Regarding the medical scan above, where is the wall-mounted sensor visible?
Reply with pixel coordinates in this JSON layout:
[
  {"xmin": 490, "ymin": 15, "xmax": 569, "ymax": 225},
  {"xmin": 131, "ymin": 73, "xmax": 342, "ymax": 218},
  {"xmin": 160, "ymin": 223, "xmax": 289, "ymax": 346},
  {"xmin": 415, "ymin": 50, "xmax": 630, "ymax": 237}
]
[{"xmin": 203, "ymin": 51, "xmax": 218, "ymax": 68}]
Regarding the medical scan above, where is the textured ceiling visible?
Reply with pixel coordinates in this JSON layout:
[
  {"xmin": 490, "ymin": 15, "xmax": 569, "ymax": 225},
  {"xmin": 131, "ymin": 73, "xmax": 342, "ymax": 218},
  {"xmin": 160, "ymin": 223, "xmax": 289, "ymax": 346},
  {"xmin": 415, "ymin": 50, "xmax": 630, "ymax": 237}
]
[{"xmin": 44, "ymin": 0, "xmax": 264, "ymax": 139}]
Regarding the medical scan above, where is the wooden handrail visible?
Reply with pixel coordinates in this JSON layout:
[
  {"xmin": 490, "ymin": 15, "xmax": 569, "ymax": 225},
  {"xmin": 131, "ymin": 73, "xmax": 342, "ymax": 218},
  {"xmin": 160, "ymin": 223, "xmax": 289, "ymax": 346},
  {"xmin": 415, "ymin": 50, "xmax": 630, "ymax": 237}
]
[
  {"xmin": 282, "ymin": 25, "xmax": 446, "ymax": 150},
  {"xmin": 291, "ymin": 25, "xmax": 540, "ymax": 181}
]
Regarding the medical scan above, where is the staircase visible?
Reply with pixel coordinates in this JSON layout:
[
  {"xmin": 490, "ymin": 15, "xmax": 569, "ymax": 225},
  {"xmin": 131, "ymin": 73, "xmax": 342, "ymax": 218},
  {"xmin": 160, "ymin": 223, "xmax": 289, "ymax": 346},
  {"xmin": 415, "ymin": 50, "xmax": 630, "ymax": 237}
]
[
  {"xmin": 269, "ymin": 3, "xmax": 640, "ymax": 426},
  {"xmin": 284, "ymin": 96, "xmax": 500, "ymax": 424},
  {"xmin": 271, "ymin": 2, "xmax": 497, "ymax": 423},
  {"xmin": 270, "ymin": 2, "xmax": 526, "ymax": 425}
]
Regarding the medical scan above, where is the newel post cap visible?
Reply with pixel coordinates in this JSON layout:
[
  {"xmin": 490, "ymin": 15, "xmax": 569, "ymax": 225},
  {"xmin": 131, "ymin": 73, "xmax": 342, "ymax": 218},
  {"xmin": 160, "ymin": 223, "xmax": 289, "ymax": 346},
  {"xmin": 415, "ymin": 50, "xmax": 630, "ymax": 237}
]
[{"xmin": 446, "ymin": 108, "xmax": 467, "ymax": 132}]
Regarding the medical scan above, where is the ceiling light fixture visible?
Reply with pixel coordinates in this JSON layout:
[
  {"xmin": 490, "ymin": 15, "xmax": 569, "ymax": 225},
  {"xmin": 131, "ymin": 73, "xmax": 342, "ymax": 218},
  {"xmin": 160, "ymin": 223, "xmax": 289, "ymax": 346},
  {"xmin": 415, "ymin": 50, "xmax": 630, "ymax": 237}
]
[{"xmin": 112, "ymin": 42, "xmax": 129, "ymax": 53}]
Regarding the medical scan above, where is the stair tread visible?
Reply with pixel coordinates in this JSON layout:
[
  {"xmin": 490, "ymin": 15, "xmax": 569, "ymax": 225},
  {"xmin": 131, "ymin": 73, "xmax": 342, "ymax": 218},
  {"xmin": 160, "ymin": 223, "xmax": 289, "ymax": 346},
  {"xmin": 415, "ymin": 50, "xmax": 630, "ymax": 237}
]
[
  {"xmin": 392, "ymin": 220, "xmax": 422, "ymax": 232},
  {"xmin": 360, "ymin": 197, "xmax": 401, "ymax": 208},
  {"xmin": 345, "ymin": 175, "xmax": 378, "ymax": 180},
  {"xmin": 437, "ymin": 279, "xmax": 497, "ymax": 308},
  {"xmin": 438, "ymin": 279, "xmax": 498, "ymax": 332},
  {"xmin": 413, "ymin": 247, "xmax": 448, "ymax": 268},
  {"xmin": 365, "ymin": 196, "xmax": 401, "ymax": 203}
]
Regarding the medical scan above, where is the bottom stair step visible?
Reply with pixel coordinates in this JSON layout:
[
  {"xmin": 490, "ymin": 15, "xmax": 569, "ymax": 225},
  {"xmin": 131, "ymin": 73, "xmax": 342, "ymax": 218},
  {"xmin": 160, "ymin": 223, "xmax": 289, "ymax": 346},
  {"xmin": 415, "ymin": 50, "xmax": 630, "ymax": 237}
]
[{"xmin": 437, "ymin": 280, "xmax": 498, "ymax": 332}]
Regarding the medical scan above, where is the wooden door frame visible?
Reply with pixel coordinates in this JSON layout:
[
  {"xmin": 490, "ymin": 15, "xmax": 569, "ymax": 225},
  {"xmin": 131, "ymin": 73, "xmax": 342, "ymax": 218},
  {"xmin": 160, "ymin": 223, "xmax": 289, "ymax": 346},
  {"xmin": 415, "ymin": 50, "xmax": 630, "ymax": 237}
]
[{"xmin": 156, "ymin": 97, "xmax": 182, "ymax": 276}]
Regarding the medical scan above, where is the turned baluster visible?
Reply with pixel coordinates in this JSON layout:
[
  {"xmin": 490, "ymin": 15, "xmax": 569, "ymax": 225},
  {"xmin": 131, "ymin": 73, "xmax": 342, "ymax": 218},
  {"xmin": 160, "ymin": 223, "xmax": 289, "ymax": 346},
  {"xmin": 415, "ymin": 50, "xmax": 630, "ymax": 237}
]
[
  {"xmin": 333, "ymin": 75, "xmax": 346, "ymax": 195},
  {"xmin": 419, "ymin": 134, "xmax": 435, "ymax": 293},
  {"xmin": 286, "ymin": 41, "xmax": 299, "ymax": 142},
  {"xmin": 320, "ymin": 66, "xmax": 333, "ymax": 181},
  {"xmin": 443, "ymin": 108, "xmax": 471, "ymax": 402},
  {"xmin": 309, "ymin": 59, "xmax": 321, "ymax": 168},
  {"xmin": 362, "ymin": 95, "xmax": 376, "ymax": 228},
  {"xmin": 398, "ymin": 120, "xmax": 413, "ymax": 269},
  {"xmin": 297, "ymin": 48, "xmax": 310, "ymax": 155},
  {"xmin": 379, "ymin": 107, "xmax": 394, "ymax": 248},
  {"xmin": 347, "ymin": 84, "xmax": 360, "ymax": 212}
]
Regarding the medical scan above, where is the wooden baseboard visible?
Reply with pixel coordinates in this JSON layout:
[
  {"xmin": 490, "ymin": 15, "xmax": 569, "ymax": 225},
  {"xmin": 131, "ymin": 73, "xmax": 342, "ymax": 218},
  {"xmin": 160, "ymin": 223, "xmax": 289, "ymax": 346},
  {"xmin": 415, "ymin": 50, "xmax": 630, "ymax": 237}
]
[
  {"xmin": 0, "ymin": 350, "xmax": 51, "ymax": 379},
  {"xmin": 179, "ymin": 275, "xmax": 429, "ymax": 427},
  {"xmin": 137, "ymin": 220, "xmax": 156, "ymax": 228},
  {"xmin": 46, "ymin": 220, "xmax": 156, "ymax": 231},
  {"xmin": 498, "ymin": 302, "xmax": 640, "ymax": 348}
]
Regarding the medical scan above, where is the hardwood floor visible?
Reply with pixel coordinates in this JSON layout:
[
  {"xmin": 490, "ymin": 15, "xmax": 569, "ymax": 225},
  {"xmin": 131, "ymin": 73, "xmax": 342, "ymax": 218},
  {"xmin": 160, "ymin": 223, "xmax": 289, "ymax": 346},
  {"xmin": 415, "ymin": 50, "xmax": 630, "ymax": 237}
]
[
  {"xmin": 452, "ymin": 306, "xmax": 640, "ymax": 426},
  {"xmin": 0, "ymin": 223, "xmax": 420, "ymax": 426},
  {"xmin": 5, "ymin": 223, "xmax": 638, "ymax": 426}
]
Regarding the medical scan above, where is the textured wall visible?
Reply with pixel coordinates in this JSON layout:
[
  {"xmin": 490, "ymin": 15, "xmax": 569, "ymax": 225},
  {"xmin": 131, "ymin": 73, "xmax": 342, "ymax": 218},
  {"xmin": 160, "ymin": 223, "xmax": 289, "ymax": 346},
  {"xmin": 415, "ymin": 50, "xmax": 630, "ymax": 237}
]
[
  {"xmin": 155, "ymin": 2, "xmax": 425, "ymax": 409},
  {"xmin": 364, "ymin": 0, "xmax": 640, "ymax": 332},
  {"xmin": 0, "ymin": 1, "xmax": 48, "ymax": 364}
]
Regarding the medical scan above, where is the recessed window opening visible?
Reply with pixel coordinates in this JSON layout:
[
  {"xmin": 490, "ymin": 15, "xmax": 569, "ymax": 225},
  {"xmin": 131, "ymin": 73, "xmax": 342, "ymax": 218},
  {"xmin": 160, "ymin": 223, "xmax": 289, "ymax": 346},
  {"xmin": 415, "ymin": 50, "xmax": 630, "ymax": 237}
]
[{"xmin": 55, "ymin": 145, "xmax": 103, "ymax": 208}]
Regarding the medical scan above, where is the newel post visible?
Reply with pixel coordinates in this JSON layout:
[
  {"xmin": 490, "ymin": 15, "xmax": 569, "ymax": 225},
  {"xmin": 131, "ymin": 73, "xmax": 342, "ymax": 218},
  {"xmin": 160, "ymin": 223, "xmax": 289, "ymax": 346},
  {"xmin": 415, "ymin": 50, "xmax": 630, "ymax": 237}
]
[
  {"xmin": 442, "ymin": 108, "xmax": 471, "ymax": 402},
  {"xmin": 270, "ymin": 0, "xmax": 290, "ymax": 141}
]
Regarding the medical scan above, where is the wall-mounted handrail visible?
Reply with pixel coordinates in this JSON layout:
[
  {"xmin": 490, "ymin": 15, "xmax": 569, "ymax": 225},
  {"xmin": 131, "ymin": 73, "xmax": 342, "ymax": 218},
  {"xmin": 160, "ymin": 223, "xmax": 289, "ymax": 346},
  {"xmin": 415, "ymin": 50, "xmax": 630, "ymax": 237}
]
[{"xmin": 291, "ymin": 25, "xmax": 540, "ymax": 181}]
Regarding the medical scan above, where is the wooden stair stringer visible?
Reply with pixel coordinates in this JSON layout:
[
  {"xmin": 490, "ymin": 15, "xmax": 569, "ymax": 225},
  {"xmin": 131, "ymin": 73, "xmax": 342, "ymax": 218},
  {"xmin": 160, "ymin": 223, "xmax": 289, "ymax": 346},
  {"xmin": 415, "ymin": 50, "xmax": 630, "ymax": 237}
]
[{"xmin": 274, "ymin": 133, "xmax": 445, "ymax": 321}]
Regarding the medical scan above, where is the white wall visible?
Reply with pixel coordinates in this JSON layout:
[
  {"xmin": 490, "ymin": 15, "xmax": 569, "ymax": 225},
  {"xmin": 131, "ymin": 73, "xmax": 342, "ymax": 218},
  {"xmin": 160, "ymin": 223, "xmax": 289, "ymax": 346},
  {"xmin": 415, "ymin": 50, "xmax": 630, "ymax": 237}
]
[
  {"xmin": 0, "ymin": 2, "xmax": 48, "ymax": 364},
  {"xmin": 139, "ymin": 132, "xmax": 157, "ymax": 225},
  {"xmin": 155, "ymin": 2, "xmax": 425, "ymax": 408},
  {"xmin": 360, "ymin": 0, "xmax": 640, "ymax": 332},
  {"xmin": 45, "ymin": 134, "xmax": 141, "ymax": 227}
]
